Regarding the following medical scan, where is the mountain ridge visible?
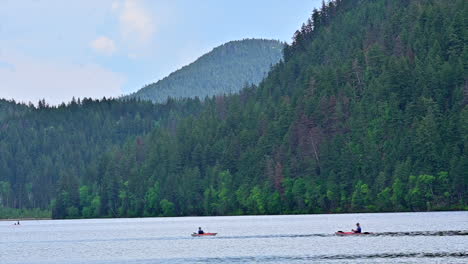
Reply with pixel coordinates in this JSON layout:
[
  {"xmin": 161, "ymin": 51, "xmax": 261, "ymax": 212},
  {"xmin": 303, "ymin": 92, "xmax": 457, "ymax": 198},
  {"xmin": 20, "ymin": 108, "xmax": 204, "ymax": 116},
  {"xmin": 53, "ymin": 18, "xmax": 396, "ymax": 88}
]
[
  {"xmin": 0, "ymin": 0, "xmax": 465, "ymax": 219},
  {"xmin": 127, "ymin": 38, "xmax": 284, "ymax": 103},
  {"xmin": 52, "ymin": 0, "xmax": 466, "ymax": 218}
]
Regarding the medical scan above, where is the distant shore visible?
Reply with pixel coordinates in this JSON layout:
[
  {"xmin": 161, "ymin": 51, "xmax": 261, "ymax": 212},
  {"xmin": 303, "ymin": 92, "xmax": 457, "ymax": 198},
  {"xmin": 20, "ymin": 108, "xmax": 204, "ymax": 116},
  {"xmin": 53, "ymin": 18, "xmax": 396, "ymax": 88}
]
[
  {"xmin": 0, "ymin": 218, "xmax": 52, "ymax": 221},
  {"xmin": 2, "ymin": 209, "xmax": 467, "ymax": 221}
]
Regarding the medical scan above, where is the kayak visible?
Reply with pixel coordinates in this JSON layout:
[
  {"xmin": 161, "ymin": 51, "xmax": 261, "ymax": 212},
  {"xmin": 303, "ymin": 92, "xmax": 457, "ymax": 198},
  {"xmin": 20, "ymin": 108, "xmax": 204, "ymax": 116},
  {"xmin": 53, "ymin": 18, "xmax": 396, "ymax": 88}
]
[
  {"xmin": 335, "ymin": 231, "xmax": 372, "ymax": 235},
  {"xmin": 191, "ymin": 233, "xmax": 217, "ymax": 237}
]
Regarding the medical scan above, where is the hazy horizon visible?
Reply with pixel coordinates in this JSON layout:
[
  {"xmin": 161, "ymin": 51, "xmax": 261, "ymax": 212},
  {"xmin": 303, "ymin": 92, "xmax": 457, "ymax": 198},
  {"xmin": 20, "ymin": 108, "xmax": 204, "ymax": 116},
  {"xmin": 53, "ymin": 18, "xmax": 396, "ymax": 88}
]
[{"xmin": 0, "ymin": 0, "xmax": 321, "ymax": 105}]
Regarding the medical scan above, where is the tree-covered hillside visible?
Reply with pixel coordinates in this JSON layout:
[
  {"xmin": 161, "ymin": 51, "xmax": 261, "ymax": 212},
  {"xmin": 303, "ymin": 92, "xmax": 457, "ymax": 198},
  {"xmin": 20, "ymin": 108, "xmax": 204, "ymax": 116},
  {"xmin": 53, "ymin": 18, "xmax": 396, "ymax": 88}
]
[
  {"xmin": 0, "ymin": 0, "xmax": 466, "ymax": 219},
  {"xmin": 0, "ymin": 98, "xmax": 203, "ymax": 214},
  {"xmin": 127, "ymin": 39, "xmax": 284, "ymax": 103},
  {"xmin": 0, "ymin": 99, "xmax": 31, "ymax": 121},
  {"xmin": 56, "ymin": 0, "xmax": 464, "ymax": 218}
]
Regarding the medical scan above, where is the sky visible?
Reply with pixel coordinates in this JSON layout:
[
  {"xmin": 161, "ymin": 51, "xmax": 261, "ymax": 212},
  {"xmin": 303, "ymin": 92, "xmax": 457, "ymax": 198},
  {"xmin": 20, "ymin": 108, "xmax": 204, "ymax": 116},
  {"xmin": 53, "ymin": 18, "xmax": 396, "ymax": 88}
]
[{"xmin": 0, "ymin": 0, "xmax": 321, "ymax": 105}]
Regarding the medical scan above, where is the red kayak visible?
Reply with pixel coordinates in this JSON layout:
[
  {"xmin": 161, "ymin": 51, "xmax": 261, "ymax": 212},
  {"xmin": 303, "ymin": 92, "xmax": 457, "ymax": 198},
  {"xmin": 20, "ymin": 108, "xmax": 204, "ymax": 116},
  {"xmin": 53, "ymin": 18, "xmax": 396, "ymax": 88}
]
[
  {"xmin": 191, "ymin": 233, "xmax": 217, "ymax": 237},
  {"xmin": 335, "ymin": 231, "xmax": 372, "ymax": 235}
]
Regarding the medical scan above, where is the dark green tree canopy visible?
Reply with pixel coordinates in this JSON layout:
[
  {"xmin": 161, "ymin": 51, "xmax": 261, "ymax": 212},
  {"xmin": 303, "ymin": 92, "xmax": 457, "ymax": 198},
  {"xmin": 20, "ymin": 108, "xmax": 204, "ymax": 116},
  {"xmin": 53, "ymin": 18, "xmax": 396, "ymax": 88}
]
[
  {"xmin": 126, "ymin": 39, "xmax": 284, "ymax": 103},
  {"xmin": 0, "ymin": 0, "xmax": 466, "ymax": 219}
]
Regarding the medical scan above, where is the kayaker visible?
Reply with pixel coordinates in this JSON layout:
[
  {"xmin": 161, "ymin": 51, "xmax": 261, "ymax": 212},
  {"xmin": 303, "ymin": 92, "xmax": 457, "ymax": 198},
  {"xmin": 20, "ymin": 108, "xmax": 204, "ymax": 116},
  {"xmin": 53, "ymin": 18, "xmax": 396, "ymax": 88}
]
[
  {"xmin": 352, "ymin": 223, "xmax": 361, "ymax": 233},
  {"xmin": 198, "ymin": 227, "xmax": 204, "ymax": 234}
]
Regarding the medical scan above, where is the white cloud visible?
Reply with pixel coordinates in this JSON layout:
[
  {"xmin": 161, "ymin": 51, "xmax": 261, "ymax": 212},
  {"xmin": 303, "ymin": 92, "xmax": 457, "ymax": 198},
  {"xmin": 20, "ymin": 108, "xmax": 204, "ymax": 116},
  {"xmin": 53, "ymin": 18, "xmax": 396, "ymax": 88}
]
[
  {"xmin": 91, "ymin": 36, "xmax": 117, "ymax": 55},
  {"xmin": 0, "ymin": 51, "xmax": 125, "ymax": 105},
  {"xmin": 115, "ymin": 0, "xmax": 155, "ymax": 44},
  {"xmin": 111, "ymin": 1, "xmax": 120, "ymax": 10}
]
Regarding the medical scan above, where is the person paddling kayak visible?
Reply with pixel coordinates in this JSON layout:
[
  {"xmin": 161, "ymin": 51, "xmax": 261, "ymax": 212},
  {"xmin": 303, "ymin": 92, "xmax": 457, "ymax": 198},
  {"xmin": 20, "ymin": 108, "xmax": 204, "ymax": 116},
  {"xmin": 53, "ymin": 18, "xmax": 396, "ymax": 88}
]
[
  {"xmin": 352, "ymin": 223, "xmax": 361, "ymax": 233},
  {"xmin": 335, "ymin": 223, "xmax": 371, "ymax": 235},
  {"xmin": 198, "ymin": 227, "xmax": 204, "ymax": 234}
]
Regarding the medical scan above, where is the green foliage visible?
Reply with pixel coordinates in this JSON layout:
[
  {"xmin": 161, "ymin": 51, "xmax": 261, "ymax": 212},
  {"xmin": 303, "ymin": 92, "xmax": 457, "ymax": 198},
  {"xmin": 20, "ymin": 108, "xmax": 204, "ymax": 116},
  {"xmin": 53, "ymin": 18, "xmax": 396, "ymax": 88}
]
[
  {"xmin": 351, "ymin": 181, "xmax": 372, "ymax": 212},
  {"xmin": 0, "ymin": 97, "xmax": 203, "ymax": 217},
  {"xmin": 0, "ymin": 207, "xmax": 50, "ymax": 219},
  {"xmin": 127, "ymin": 39, "xmax": 284, "ymax": 103},
  {"xmin": 1, "ymin": 0, "xmax": 467, "ymax": 219},
  {"xmin": 160, "ymin": 199, "xmax": 175, "ymax": 217}
]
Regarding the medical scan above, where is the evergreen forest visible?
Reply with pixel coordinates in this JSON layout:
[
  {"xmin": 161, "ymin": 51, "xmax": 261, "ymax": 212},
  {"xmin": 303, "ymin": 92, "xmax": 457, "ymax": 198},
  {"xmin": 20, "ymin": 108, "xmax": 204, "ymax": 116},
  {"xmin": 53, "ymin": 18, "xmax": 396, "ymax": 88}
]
[
  {"xmin": 127, "ymin": 39, "xmax": 284, "ymax": 103},
  {"xmin": 0, "ymin": 0, "xmax": 466, "ymax": 219}
]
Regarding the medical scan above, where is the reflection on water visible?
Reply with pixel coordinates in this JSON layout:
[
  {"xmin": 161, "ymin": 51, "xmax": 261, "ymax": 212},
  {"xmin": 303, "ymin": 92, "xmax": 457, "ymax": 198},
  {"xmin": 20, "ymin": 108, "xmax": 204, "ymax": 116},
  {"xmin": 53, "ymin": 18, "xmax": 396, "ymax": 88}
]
[
  {"xmin": 368, "ymin": 230, "xmax": 468, "ymax": 236},
  {"xmin": 1, "ymin": 211, "xmax": 467, "ymax": 264},
  {"xmin": 3, "ymin": 230, "xmax": 466, "ymax": 245},
  {"xmin": 167, "ymin": 252, "xmax": 468, "ymax": 263},
  {"xmin": 217, "ymin": 230, "xmax": 468, "ymax": 239},
  {"xmin": 57, "ymin": 252, "xmax": 468, "ymax": 264}
]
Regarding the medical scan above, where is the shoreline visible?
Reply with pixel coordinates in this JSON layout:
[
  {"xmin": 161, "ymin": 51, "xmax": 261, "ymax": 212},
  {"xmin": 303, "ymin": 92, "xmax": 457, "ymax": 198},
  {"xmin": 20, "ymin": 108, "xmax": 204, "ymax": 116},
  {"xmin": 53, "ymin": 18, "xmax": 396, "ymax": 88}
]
[
  {"xmin": 0, "ymin": 218, "xmax": 52, "ymax": 221},
  {"xmin": 1, "ymin": 210, "xmax": 466, "ymax": 221}
]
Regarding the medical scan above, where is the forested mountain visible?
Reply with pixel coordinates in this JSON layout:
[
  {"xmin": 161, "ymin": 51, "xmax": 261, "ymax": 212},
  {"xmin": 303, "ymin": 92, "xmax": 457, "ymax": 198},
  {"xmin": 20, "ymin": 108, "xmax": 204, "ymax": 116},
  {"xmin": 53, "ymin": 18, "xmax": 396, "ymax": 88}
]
[
  {"xmin": 71, "ymin": 0, "xmax": 463, "ymax": 218},
  {"xmin": 0, "ymin": 0, "xmax": 466, "ymax": 219},
  {"xmin": 0, "ymin": 98, "xmax": 203, "ymax": 214},
  {"xmin": 127, "ymin": 39, "xmax": 284, "ymax": 103},
  {"xmin": 0, "ymin": 99, "xmax": 30, "ymax": 121}
]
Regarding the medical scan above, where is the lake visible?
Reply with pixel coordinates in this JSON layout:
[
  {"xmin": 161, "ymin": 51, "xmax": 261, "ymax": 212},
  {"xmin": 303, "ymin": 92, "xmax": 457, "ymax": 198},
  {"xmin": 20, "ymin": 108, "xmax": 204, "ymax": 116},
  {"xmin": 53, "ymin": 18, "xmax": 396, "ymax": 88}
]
[{"xmin": 1, "ymin": 211, "xmax": 467, "ymax": 263}]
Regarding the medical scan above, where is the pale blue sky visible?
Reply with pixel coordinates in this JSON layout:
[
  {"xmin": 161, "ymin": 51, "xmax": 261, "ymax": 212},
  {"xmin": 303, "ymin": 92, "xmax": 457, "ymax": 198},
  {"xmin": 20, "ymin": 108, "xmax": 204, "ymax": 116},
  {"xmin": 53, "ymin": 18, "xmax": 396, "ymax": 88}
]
[{"xmin": 0, "ymin": 0, "xmax": 321, "ymax": 104}]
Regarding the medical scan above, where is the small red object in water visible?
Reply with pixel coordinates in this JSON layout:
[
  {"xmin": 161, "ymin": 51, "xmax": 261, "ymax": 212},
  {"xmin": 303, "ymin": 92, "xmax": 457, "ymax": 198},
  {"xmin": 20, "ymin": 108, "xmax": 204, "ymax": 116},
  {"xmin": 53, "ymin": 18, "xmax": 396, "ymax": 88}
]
[
  {"xmin": 335, "ymin": 231, "xmax": 372, "ymax": 235},
  {"xmin": 191, "ymin": 232, "xmax": 217, "ymax": 237}
]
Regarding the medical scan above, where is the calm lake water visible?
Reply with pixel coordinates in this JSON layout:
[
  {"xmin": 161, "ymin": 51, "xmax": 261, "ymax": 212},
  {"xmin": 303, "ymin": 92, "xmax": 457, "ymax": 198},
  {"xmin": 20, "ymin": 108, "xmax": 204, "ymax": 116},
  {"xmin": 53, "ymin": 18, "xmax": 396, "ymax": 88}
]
[{"xmin": 1, "ymin": 211, "xmax": 467, "ymax": 264}]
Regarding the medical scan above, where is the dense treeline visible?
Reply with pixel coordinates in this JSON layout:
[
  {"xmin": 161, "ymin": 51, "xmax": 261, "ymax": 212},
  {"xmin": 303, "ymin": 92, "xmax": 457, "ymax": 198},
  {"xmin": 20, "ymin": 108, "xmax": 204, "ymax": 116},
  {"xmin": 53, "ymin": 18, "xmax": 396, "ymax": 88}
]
[
  {"xmin": 0, "ymin": 97, "xmax": 203, "ymax": 215},
  {"xmin": 0, "ymin": 99, "xmax": 31, "ymax": 121},
  {"xmin": 50, "ymin": 0, "xmax": 467, "ymax": 218},
  {"xmin": 127, "ymin": 39, "xmax": 284, "ymax": 103},
  {"xmin": 0, "ymin": 0, "xmax": 466, "ymax": 219},
  {"xmin": 0, "ymin": 207, "xmax": 50, "ymax": 219}
]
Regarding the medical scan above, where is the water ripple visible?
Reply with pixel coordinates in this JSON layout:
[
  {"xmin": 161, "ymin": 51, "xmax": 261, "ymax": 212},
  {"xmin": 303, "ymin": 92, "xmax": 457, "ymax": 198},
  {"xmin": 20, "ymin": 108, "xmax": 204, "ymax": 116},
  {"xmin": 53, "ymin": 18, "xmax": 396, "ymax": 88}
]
[
  {"xmin": 2, "ymin": 230, "xmax": 467, "ymax": 245},
  {"xmin": 219, "ymin": 230, "xmax": 468, "ymax": 239},
  {"xmin": 84, "ymin": 252, "xmax": 468, "ymax": 264}
]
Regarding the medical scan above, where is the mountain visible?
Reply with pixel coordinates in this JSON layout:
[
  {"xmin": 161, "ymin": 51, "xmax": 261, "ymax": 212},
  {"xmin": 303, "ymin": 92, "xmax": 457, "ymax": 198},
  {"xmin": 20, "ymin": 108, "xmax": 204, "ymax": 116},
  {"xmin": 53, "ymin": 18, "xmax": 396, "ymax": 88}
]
[
  {"xmin": 74, "ymin": 0, "xmax": 464, "ymax": 218},
  {"xmin": 0, "ymin": 98, "xmax": 203, "ymax": 216},
  {"xmin": 0, "ymin": 99, "xmax": 30, "ymax": 121},
  {"xmin": 127, "ymin": 39, "xmax": 284, "ymax": 103},
  {"xmin": 0, "ymin": 0, "xmax": 466, "ymax": 219}
]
